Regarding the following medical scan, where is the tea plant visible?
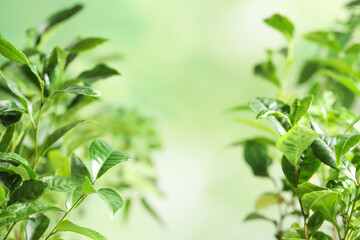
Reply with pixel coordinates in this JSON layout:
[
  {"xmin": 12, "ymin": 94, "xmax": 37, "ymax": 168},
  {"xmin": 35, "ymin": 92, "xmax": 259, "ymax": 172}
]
[
  {"xmin": 0, "ymin": 3, "xmax": 161, "ymax": 240},
  {"xmin": 236, "ymin": 1, "xmax": 360, "ymax": 240}
]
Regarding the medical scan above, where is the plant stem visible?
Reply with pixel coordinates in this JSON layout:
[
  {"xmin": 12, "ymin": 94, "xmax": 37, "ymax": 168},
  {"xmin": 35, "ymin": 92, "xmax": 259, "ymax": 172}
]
[
  {"xmin": 44, "ymin": 194, "xmax": 87, "ymax": 240},
  {"xmin": 295, "ymin": 169, "xmax": 309, "ymax": 240},
  {"xmin": 281, "ymin": 38, "xmax": 295, "ymax": 93},
  {"xmin": 4, "ymin": 222, "xmax": 17, "ymax": 240},
  {"xmin": 33, "ymin": 101, "xmax": 45, "ymax": 171},
  {"xmin": 344, "ymin": 185, "xmax": 359, "ymax": 239}
]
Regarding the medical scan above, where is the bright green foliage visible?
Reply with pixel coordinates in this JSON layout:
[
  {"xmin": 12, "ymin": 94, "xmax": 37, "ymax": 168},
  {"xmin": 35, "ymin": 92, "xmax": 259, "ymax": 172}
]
[
  {"xmin": 237, "ymin": 4, "xmax": 360, "ymax": 240},
  {"xmin": 0, "ymin": 3, "xmax": 161, "ymax": 239}
]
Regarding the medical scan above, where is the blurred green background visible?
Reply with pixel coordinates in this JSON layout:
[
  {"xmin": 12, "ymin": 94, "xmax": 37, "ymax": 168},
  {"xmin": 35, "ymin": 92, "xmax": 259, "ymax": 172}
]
[{"xmin": 0, "ymin": 0, "xmax": 348, "ymax": 239}]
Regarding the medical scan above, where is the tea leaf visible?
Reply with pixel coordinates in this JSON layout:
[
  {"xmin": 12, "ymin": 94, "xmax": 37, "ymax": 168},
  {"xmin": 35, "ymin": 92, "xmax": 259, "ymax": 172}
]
[
  {"xmin": 334, "ymin": 134, "xmax": 360, "ymax": 166},
  {"xmin": 69, "ymin": 38, "xmax": 107, "ymax": 53},
  {"xmin": 55, "ymin": 220, "xmax": 107, "ymax": 240},
  {"xmin": 36, "ymin": 4, "xmax": 83, "ymax": 45},
  {"xmin": 243, "ymin": 139, "xmax": 273, "ymax": 177},
  {"xmin": 307, "ymin": 212, "xmax": 325, "ymax": 235},
  {"xmin": 302, "ymin": 190, "xmax": 338, "ymax": 225},
  {"xmin": 82, "ymin": 177, "xmax": 96, "ymax": 195},
  {"xmin": 254, "ymin": 59, "xmax": 280, "ymax": 88},
  {"xmin": 276, "ymin": 125, "xmax": 318, "ymax": 166},
  {"xmin": 297, "ymin": 61, "xmax": 319, "ymax": 84},
  {"xmin": 264, "ymin": 14, "xmax": 294, "ymax": 41},
  {"xmin": 243, "ymin": 212, "xmax": 277, "ymax": 225},
  {"xmin": 0, "ymin": 38, "xmax": 28, "ymax": 65},
  {"xmin": 304, "ymin": 31, "xmax": 341, "ymax": 53},
  {"xmin": 97, "ymin": 188, "xmax": 124, "ymax": 217},
  {"xmin": 77, "ymin": 64, "xmax": 120, "ymax": 83},
  {"xmin": 71, "ymin": 153, "xmax": 92, "ymax": 182},
  {"xmin": 289, "ymin": 96, "xmax": 313, "ymax": 125},
  {"xmin": 25, "ymin": 213, "xmax": 50, "ymax": 240},
  {"xmin": 255, "ymin": 192, "xmax": 281, "ymax": 211},
  {"xmin": 52, "ymin": 85, "xmax": 101, "ymax": 97},
  {"xmin": 0, "ymin": 152, "xmax": 37, "ymax": 180},
  {"xmin": 41, "ymin": 176, "xmax": 80, "ymax": 192},
  {"xmin": 0, "ymin": 125, "xmax": 15, "ymax": 152},
  {"xmin": 317, "ymin": 69, "xmax": 360, "ymax": 96},
  {"xmin": 8, "ymin": 180, "xmax": 47, "ymax": 205},
  {"xmin": 0, "ymin": 203, "xmax": 62, "ymax": 226},
  {"xmin": 90, "ymin": 140, "xmax": 129, "ymax": 180},
  {"xmin": 39, "ymin": 120, "xmax": 85, "ymax": 157}
]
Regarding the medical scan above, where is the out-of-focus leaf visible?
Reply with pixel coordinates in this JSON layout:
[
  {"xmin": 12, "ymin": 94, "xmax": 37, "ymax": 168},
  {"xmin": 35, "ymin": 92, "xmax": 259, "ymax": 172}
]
[
  {"xmin": 0, "ymin": 124, "xmax": 15, "ymax": 151},
  {"xmin": 254, "ymin": 59, "xmax": 280, "ymax": 88},
  {"xmin": 345, "ymin": 43, "xmax": 360, "ymax": 55},
  {"xmin": 68, "ymin": 38, "xmax": 107, "ymax": 53},
  {"xmin": 236, "ymin": 119, "xmax": 278, "ymax": 137},
  {"xmin": 71, "ymin": 153, "xmax": 92, "ymax": 182},
  {"xmin": 304, "ymin": 31, "xmax": 341, "ymax": 53},
  {"xmin": 297, "ymin": 61, "xmax": 319, "ymax": 84},
  {"xmin": 243, "ymin": 212, "xmax": 277, "ymax": 225},
  {"xmin": 39, "ymin": 120, "xmax": 85, "ymax": 157},
  {"xmin": 334, "ymin": 134, "xmax": 360, "ymax": 166},
  {"xmin": 77, "ymin": 64, "xmax": 120, "ymax": 83},
  {"xmin": 141, "ymin": 198, "xmax": 163, "ymax": 224},
  {"xmin": 255, "ymin": 192, "xmax": 281, "ymax": 211},
  {"xmin": 317, "ymin": 69, "xmax": 360, "ymax": 96},
  {"xmin": 36, "ymin": 4, "xmax": 83, "ymax": 45},
  {"xmin": 264, "ymin": 14, "xmax": 294, "ymax": 41}
]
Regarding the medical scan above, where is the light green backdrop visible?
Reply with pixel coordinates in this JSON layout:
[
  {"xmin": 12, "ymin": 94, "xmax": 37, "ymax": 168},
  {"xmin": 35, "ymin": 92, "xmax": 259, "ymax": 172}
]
[{"xmin": 0, "ymin": 0, "xmax": 346, "ymax": 239}]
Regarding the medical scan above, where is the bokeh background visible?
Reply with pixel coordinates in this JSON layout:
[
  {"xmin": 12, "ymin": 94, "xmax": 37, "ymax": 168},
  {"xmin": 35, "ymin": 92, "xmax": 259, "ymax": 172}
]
[{"xmin": 0, "ymin": 0, "xmax": 349, "ymax": 239}]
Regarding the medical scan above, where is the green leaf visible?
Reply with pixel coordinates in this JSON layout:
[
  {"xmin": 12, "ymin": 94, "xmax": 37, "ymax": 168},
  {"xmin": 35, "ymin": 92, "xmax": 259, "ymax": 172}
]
[
  {"xmin": 264, "ymin": 14, "xmax": 294, "ymax": 41},
  {"xmin": 254, "ymin": 59, "xmax": 280, "ymax": 88},
  {"xmin": 82, "ymin": 177, "xmax": 96, "ymax": 195},
  {"xmin": 243, "ymin": 212, "xmax": 277, "ymax": 225},
  {"xmin": 0, "ymin": 171, "xmax": 22, "ymax": 193},
  {"xmin": 71, "ymin": 153, "xmax": 92, "ymax": 182},
  {"xmin": 140, "ymin": 198, "xmax": 163, "ymax": 224},
  {"xmin": 0, "ymin": 124, "xmax": 5, "ymax": 143},
  {"xmin": 0, "ymin": 72, "xmax": 34, "ymax": 126},
  {"xmin": 43, "ymin": 46, "xmax": 65, "ymax": 93},
  {"xmin": 41, "ymin": 176, "xmax": 80, "ymax": 192},
  {"xmin": 297, "ymin": 61, "xmax": 319, "ymax": 84},
  {"xmin": 345, "ymin": 43, "xmax": 360, "ymax": 55},
  {"xmin": 0, "ymin": 203, "xmax": 62, "ymax": 227},
  {"xmin": 36, "ymin": 4, "xmax": 83, "ymax": 45},
  {"xmin": 0, "ymin": 38, "xmax": 28, "ymax": 64},
  {"xmin": 77, "ymin": 64, "xmax": 120, "ymax": 83},
  {"xmin": 55, "ymin": 220, "xmax": 106, "ymax": 240},
  {"xmin": 289, "ymin": 96, "xmax": 313, "ymax": 125},
  {"xmin": 0, "ymin": 125, "xmax": 15, "ymax": 152},
  {"xmin": 307, "ymin": 212, "xmax": 325, "ymax": 235},
  {"xmin": 8, "ymin": 180, "xmax": 47, "ymax": 205},
  {"xmin": 249, "ymin": 97, "xmax": 290, "ymax": 135},
  {"xmin": 90, "ymin": 140, "xmax": 129, "ymax": 180},
  {"xmin": 347, "ymin": 0, "xmax": 360, "ymax": 8},
  {"xmin": 69, "ymin": 38, "xmax": 107, "ymax": 53},
  {"xmin": 316, "ymin": 69, "xmax": 360, "ymax": 96},
  {"xmin": 0, "ymin": 101, "xmax": 25, "ymax": 127},
  {"xmin": 39, "ymin": 120, "xmax": 85, "ymax": 157},
  {"xmin": 301, "ymin": 190, "xmax": 338, "ymax": 225},
  {"xmin": 311, "ymin": 136, "xmax": 356, "ymax": 182},
  {"xmin": 345, "ymin": 115, "xmax": 360, "ymax": 133},
  {"xmin": 25, "ymin": 213, "xmax": 50, "ymax": 240},
  {"xmin": 256, "ymin": 109, "xmax": 289, "ymax": 121},
  {"xmin": 255, "ymin": 192, "xmax": 281, "ymax": 211},
  {"xmin": 52, "ymin": 85, "xmax": 101, "ymax": 97},
  {"xmin": 0, "ymin": 211, "xmax": 16, "ymax": 219},
  {"xmin": 97, "ymin": 188, "xmax": 124, "ymax": 218},
  {"xmin": 0, "ymin": 152, "xmax": 37, "ymax": 180},
  {"xmin": 276, "ymin": 125, "xmax": 318, "ymax": 166},
  {"xmin": 304, "ymin": 31, "xmax": 341, "ymax": 53},
  {"xmin": 243, "ymin": 139, "xmax": 273, "ymax": 177},
  {"xmin": 281, "ymin": 149, "xmax": 321, "ymax": 186},
  {"xmin": 236, "ymin": 119, "xmax": 278, "ymax": 137},
  {"xmin": 334, "ymin": 134, "xmax": 360, "ymax": 166},
  {"xmin": 310, "ymin": 58, "xmax": 360, "ymax": 80}
]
